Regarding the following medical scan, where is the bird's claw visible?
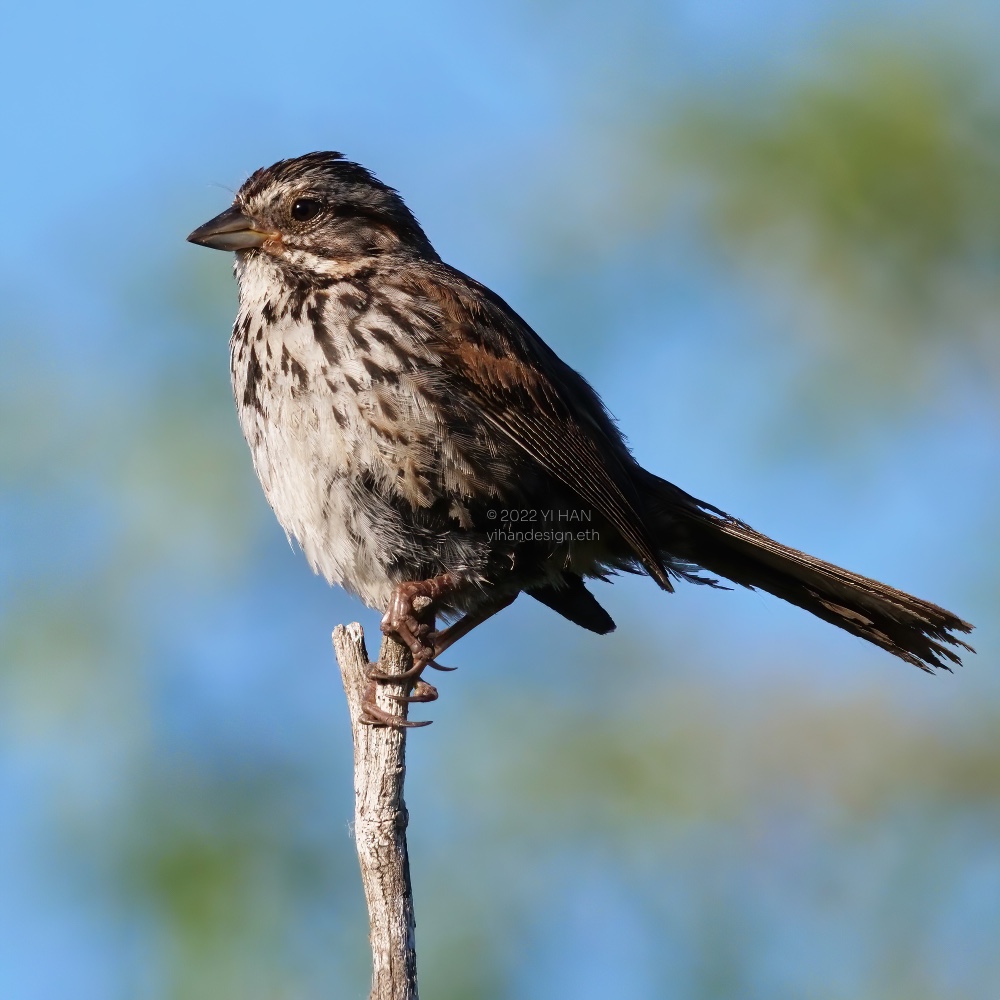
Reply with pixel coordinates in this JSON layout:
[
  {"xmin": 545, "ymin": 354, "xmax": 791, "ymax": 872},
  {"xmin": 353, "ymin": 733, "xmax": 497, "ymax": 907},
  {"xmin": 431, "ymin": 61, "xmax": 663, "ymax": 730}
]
[
  {"xmin": 366, "ymin": 657, "xmax": 452, "ymax": 682},
  {"xmin": 380, "ymin": 576, "xmax": 455, "ymax": 666},
  {"xmin": 366, "ymin": 576, "xmax": 508, "ymax": 728},
  {"xmin": 387, "ymin": 679, "xmax": 439, "ymax": 704},
  {"xmin": 427, "ymin": 658, "xmax": 457, "ymax": 671},
  {"xmin": 367, "ymin": 659, "xmax": 428, "ymax": 683},
  {"xmin": 359, "ymin": 679, "xmax": 433, "ymax": 728},
  {"xmin": 379, "ymin": 612, "xmax": 434, "ymax": 669}
]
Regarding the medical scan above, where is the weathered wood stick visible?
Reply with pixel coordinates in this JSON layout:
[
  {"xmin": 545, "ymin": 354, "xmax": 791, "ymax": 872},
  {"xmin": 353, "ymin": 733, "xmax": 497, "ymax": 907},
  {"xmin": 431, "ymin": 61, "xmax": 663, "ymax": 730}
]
[{"xmin": 333, "ymin": 623, "xmax": 420, "ymax": 1000}]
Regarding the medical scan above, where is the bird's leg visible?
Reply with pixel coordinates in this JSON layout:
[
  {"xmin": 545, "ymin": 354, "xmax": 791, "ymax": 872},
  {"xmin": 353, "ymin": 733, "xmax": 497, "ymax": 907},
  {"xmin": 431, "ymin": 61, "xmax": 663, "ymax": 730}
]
[
  {"xmin": 366, "ymin": 573, "xmax": 457, "ymax": 686},
  {"xmin": 384, "ymin": 592, "xmax": 518, "ymax": 699},
  {"xmin": 362, "ymin": 582, "xmax": 517, "ymax": 725},
  {"xmin": 378, "ymin": 573, "xmax": 458, "ymax": 669},
  {"xmin": 429, "ymin": 593, "xmax": 517, "ymax": 658},
  {"xmin": 360, "ymin": 574, "xmax": 457, "ymax": 726},
  {"xmin": 382, "ymin": 596, "xmax": 516, "ymax": 708}
]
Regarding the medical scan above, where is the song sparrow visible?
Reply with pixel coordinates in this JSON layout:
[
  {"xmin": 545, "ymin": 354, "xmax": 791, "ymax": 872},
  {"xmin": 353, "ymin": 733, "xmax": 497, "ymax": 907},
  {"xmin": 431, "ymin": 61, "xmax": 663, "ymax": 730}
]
[{"xmin": 188, "ymin": 151, "xmax": 973, "ymax": 726}]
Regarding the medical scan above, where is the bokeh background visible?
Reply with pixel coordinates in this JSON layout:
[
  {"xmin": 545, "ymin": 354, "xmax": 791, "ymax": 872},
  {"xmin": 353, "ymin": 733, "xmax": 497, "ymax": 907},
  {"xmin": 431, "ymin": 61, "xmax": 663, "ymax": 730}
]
[{"xmin": 2, "ymin": 1, "xmax": 999, "ymax": 998}]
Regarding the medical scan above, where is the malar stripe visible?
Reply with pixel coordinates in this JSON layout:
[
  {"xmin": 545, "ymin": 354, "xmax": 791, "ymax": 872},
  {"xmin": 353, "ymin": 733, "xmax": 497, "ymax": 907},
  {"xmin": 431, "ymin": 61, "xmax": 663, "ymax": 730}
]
[
  {"xmin": 243, "ymin": 346, "xmax": 265, "ymax": 414},
  {"xmin": 307, "ymin": 294, "xmax": 341, "ymax": 365}
]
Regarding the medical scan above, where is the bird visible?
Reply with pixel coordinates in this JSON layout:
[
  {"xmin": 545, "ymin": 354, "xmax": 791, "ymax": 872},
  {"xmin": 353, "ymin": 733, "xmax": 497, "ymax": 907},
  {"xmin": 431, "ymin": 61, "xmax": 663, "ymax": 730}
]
[{"xmin": 188, "ymin": 151, "xmax": 973, "ymax": 726}]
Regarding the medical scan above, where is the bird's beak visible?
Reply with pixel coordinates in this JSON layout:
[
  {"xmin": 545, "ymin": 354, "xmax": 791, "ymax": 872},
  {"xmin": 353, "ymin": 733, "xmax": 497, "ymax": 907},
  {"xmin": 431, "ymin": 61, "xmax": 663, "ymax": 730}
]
[{"xmin": 187, "ymin": 205, "xmax": 272, "ymax": 251}]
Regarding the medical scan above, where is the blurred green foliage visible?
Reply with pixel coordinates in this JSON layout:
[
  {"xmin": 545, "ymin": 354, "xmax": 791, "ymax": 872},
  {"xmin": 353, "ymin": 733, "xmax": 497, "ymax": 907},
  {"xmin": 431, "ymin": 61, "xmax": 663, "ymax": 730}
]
[
  {"xmin": 659, "ymin": 38, "xmax": 1000, "ymax": 422},
  {"xmin": 1, "ymin": 16, "xmax": 998, "ymax": 1000}
]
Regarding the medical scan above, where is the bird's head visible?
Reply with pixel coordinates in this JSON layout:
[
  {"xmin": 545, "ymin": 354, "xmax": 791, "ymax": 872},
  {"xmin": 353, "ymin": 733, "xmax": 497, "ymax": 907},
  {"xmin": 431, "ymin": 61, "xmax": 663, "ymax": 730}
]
[{"xmin": 187, "ymin": 151, "xmax": 437, "ymax": 273}]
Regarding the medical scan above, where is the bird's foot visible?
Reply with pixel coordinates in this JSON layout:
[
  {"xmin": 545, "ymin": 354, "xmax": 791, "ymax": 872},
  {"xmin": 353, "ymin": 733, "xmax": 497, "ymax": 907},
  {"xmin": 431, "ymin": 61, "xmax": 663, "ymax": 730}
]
[
  {"xmin": 361, "ymin": 574, "xmax": 458, "ymax": 728},
  {"xmin": 359, "ymin": 679, "xmax": 433, "ymax": 728},
  {"xmin": 387, "ymin": 679, "xmax": 439, "ymax": 704},
  {"xmin": 363, "ymin": 581, "xmax": 516, "ymax": 728},
  {"xmin": 366, "ymin": 656, "xmax": 456, "ymax": 683},
  {"xmin": 379, "ymin": 574, "xmax": 457, "ymax": 669}
]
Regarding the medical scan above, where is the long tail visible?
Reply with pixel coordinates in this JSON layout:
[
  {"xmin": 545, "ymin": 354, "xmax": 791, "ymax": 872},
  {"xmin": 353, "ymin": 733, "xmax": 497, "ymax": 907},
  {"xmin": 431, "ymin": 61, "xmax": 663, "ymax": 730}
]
[{"xmin": 638, "ymin": 471, "xmax": 974, "ymax": 672}]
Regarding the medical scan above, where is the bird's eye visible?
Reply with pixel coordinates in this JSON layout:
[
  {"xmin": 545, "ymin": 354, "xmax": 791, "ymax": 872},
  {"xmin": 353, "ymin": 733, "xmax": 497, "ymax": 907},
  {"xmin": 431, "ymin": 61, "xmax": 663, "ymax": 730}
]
[{"xmin": 291, "ymin": 198, "xmax": 323, "ymax": 222}]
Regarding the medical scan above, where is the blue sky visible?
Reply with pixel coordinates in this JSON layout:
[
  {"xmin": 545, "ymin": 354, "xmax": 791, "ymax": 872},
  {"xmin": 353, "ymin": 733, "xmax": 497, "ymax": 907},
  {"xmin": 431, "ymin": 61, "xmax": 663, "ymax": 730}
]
[{"xmin": 3, "ymin": 1, "xmax": 998, "ymax": 997}]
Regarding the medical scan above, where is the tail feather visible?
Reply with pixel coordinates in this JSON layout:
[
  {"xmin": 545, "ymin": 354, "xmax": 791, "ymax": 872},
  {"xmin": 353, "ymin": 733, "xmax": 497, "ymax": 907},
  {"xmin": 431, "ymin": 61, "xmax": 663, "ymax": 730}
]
[
  {"xmin": 528, "ymin": 574, "xmax": 617, "ymax": 634},
  {"xmin": 639, "ymin": 472, "xmax": 974, "ymax": 672}
]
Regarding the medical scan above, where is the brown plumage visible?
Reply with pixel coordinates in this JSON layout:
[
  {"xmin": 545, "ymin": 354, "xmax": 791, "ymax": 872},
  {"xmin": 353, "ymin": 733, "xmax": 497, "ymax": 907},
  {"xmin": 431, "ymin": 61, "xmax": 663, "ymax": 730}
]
[{"xmin": 188, "ymin": 152, "xmax": 973, "ymax": 723}]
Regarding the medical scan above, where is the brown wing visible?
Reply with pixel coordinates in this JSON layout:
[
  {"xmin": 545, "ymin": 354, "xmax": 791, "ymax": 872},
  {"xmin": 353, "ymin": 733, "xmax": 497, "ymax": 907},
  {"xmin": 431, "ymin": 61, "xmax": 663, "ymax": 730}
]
[{"xmin": 413, "ymin": 263, "xmax": 673, "ymax": 589}]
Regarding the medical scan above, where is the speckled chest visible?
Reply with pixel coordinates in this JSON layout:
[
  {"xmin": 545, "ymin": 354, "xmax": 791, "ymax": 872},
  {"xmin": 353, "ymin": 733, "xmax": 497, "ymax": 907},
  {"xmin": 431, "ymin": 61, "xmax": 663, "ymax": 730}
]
[{"xmin": 227, "ymin": 253, "xmax": 475, "ymax": 603}]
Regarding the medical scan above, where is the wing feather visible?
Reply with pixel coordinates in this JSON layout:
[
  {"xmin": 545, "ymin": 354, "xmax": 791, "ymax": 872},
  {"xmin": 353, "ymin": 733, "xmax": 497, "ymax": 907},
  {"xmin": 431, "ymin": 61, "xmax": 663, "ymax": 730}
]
[{"xmin": 414, "ymin": 264, "xmax": 672, "ymax": 588}]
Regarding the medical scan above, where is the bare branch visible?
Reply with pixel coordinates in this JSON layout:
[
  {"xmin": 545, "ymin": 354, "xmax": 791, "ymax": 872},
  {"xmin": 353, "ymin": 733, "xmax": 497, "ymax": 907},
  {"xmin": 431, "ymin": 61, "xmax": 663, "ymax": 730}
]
[{"xmin": 333, "ymin": 623, "xmax": 419, "ymax": 1000}]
